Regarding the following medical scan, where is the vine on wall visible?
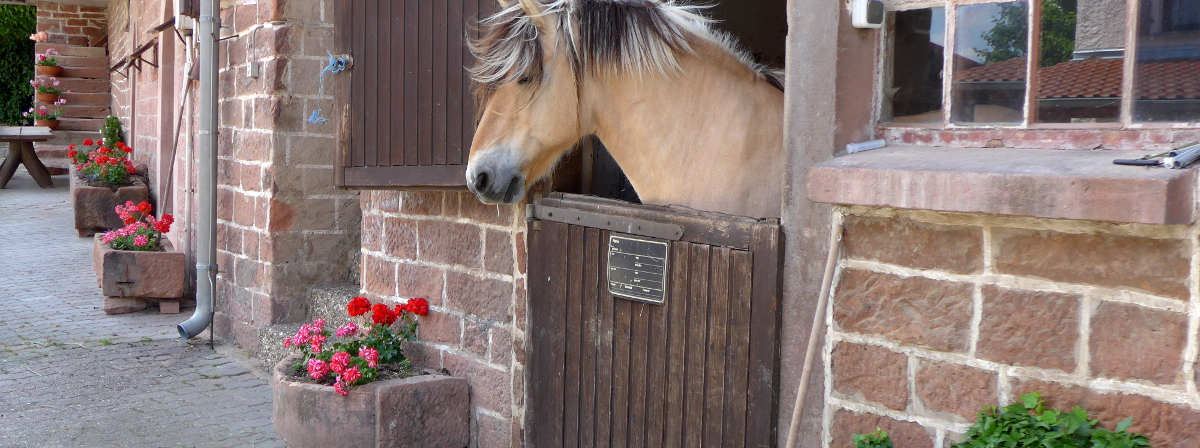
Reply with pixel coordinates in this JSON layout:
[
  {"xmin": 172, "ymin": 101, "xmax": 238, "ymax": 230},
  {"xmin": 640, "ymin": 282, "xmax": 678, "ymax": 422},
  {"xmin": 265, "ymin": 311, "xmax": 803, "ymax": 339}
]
[{"xmin": 0, "ymin": 5, "xmax": 36, "ymax": 125}]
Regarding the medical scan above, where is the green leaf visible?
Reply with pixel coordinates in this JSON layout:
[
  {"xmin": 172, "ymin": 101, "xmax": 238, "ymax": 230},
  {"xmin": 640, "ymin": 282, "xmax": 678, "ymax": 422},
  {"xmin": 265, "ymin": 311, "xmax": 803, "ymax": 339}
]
[{"xmin": 1115, "ymin": 417, "xmax": 1132, "ymax": 432}]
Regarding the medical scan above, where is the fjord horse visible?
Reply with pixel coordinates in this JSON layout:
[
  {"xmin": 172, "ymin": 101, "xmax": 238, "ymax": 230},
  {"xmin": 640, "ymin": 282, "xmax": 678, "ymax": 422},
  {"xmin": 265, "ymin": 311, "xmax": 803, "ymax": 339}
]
[{"xmin": 466, "ymin": 0, "xmax": 784, "ymax": 218}]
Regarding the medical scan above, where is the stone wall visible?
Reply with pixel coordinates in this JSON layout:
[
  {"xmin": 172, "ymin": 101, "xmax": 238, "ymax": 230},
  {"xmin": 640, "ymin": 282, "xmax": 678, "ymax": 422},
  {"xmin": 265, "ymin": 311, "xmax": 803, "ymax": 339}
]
[
  {"xmin": 824, "ymin": 207, "xmax": 1200, "ymax": 447},
  {"xmin": 212, "ymin": 0, "xmax": 361, "ymax": 351},
  {"xmin": 35, "ymin": 1, "xmax": 106, "ymax": 47},
  {"xmin": 360, "ymin": 191, "xmax": 526, "ymax": 448}
]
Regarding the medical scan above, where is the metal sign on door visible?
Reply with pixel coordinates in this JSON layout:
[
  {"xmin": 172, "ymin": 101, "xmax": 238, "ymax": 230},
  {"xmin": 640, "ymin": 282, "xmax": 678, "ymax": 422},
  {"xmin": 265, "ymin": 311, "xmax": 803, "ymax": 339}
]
[{"xmin": 607, "ymin": 234, "xmax": 669, "ymax": 305}]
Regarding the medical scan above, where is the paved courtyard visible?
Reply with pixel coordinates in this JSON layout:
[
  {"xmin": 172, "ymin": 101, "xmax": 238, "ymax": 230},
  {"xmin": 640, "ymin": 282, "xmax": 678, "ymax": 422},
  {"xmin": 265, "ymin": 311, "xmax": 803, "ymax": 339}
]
[{"xmin": 0, "ymin": 167, "xmax": 287, "ymax": 448}]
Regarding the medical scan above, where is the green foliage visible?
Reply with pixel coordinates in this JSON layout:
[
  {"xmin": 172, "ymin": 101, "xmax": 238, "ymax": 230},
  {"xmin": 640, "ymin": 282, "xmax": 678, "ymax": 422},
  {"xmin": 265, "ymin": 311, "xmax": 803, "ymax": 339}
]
[
  {"xmin": 975, "ymin": 0, "xmax": 1078, "ymax": 67},
  {"xmin": 0, "ymin": 5, "xmax": 36, "ymax": 125},
  {"xmin": 854, "ymin": 429, "xmax": 894, "ymax": 448},
  {"xmin": 976, "ymin": 2, "xmax": 1028, "ymax": 65},
  {"xmin": 102, "ymin": 116, "xmax": 126, "ymax": 146},
  {"xmin": 953, "ymin": 392, "xmax": 1151, "ymax": 448}
]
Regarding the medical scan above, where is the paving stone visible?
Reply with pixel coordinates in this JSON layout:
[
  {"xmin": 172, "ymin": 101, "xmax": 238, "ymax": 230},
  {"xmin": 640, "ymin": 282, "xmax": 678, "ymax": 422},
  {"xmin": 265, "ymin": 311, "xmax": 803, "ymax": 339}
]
[{"xmin": 0, "ymin": 173, "xmax": 286, "ymax": 448}]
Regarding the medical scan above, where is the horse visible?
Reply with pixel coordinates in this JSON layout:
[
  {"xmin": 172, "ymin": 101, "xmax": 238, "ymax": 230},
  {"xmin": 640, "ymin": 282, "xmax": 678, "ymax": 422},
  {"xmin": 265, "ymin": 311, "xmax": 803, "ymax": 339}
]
[{"xmin": 466, "ymin": 0, "xmax": 784, "ymax": 219}]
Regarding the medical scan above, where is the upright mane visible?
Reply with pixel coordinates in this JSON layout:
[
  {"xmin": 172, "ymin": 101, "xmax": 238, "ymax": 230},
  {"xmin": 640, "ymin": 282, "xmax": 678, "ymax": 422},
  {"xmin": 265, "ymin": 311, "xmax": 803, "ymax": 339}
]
[{"xmin": 469, "ymin": 0, "xmax": 784, "ymax": 105}]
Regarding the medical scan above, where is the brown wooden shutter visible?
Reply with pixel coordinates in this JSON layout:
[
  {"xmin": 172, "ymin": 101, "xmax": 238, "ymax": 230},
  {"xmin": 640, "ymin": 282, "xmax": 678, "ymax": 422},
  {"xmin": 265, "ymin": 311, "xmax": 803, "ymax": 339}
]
[{"xmin": 335, "ymin": 0, "xmax": 500, "ymax": 188}]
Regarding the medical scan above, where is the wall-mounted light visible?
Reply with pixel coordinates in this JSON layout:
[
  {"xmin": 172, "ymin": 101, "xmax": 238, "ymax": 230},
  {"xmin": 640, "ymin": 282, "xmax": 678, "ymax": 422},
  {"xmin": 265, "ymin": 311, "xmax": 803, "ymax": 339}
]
[{"xmin": 850, "ymin": 0, "xmax": 884, "ymax": 29}]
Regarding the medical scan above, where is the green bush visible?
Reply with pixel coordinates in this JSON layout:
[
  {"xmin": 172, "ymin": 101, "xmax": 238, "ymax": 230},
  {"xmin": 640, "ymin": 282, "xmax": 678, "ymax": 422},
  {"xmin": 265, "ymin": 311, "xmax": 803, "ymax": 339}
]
[
  {"xmin": 854, "ymin": 428, "xmax": 893, "ymax": 448},
  {"xmin": 0, "ymin": 5, "xmax": 36, "ymax": 126},
  {"xmin": 954, "ymin": 392, "xmax": 1150, "ymax": 448},
  {"xmin": 101, "ymin": 116, "xmax": 126, "ymax": 146}
]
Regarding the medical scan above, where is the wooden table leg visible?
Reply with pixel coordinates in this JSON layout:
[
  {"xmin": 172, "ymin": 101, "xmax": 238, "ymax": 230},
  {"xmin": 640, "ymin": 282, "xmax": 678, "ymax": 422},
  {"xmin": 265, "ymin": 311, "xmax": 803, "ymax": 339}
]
[
  {"xmin": 0, "ymin": 144, "xmax": 21, "ymax": 189},
  {"xmin": 18, "ymin": 142, "xmax": 55, "ymax": 189}
]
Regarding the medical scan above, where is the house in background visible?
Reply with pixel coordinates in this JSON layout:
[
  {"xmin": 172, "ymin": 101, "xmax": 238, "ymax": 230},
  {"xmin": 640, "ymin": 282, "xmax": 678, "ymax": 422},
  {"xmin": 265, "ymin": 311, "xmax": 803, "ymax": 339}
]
[{"xmin": 17, "ymin": 0, "xmax": 1200, "ymax": 446}]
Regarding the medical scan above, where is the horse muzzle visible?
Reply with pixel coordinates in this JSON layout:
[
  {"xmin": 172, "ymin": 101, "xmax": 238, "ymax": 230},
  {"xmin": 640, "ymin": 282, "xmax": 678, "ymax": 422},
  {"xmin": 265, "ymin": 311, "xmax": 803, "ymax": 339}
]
[{"xmin": 466, "ymin": 164, "xmax": 527, "ymax": 204}]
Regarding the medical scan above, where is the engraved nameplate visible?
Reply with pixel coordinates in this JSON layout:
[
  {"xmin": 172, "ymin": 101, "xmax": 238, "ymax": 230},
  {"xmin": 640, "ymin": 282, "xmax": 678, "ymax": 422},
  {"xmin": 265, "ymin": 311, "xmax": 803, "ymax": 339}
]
[{"xmin": 607, "ymin": 233, "xmax": 669, "ymax": 305}]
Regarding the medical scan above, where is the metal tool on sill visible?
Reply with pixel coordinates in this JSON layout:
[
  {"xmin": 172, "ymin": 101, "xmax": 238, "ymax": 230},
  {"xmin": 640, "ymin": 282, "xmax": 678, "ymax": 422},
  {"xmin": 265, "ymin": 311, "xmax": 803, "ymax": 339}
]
[{"xmin": 1113, "ymin": 142, "xmax": 1200, "ymax": 169}]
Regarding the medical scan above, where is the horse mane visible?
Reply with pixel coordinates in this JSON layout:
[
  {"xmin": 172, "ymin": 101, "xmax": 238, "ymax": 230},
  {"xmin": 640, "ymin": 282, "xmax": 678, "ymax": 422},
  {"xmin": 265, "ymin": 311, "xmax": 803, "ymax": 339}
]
[{"xmin": 469, "ymin": 0, "xmax": 784, "ymax": 106}]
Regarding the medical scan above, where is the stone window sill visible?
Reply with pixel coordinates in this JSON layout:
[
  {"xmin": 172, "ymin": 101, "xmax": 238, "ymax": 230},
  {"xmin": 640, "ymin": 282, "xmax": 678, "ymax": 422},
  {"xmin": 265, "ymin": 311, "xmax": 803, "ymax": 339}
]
[{"xmin": 806, "ymin": 146, "xmax": 1196, "ymax": 225}]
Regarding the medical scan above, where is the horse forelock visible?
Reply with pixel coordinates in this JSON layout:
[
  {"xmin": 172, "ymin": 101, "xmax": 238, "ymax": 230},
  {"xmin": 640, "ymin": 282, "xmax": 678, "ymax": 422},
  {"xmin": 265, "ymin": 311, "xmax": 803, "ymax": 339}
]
[{"xmin": 468, "ymin": 0, "xmax": 783, "ymax": 108}]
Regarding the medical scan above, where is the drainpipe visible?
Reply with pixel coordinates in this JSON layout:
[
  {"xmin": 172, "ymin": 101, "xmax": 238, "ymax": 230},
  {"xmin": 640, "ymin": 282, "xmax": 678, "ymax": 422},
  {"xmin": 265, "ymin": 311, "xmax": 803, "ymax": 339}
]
[{"xmin": 178, "ymin": 0, "xmax": 219, "ymax": 339}]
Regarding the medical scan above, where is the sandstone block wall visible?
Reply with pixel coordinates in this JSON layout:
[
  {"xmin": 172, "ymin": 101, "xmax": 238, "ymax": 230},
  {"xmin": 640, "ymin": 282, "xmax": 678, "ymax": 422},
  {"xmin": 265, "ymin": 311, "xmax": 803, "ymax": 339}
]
[
  {"xmin": 825, "ymin": 207, "xmax": 1200, "ymax": 447},
  {"xmin": 35, "ymin": 1, "xmax": 106, "ymax": 47},
  {"xmin": 360, "ymin": 190, "xmax": 526, "ymax": 448}
]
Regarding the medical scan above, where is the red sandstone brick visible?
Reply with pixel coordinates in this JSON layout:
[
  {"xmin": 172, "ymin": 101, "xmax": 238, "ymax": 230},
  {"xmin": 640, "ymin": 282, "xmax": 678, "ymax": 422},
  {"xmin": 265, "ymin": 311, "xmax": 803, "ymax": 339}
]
[
  {"xmin": 1090, "ymin": 302, "xmax": 1188, "ymax": 385},
  {"xmin": 442, "ymin": 352, "xmax": 512, "ymax": 414},
  {"xmin": 418, "ymin": 221, "xmax": 483, "ymax": 268},
  {"xmin": 992, "ymin": 228, "xmax": 1190, "ymax": 300},
  {"xmin": 834, "ymin": 269, "xmax": 974, "ymax": 352},
  {"xmin": 463, "ymin": 318, "xmax": 491, "ymax": 359},
  {"xmin": 402, "ymin": 341, "xmax": 442, "ymax": 370},
  {"xmin": 363, "ymin": 256, "xmax": 396, "ymax": 297},
  {"xmin": 446, "ymin": 272, "xmax": 512, "ymax": 322},
  {"xmin": 485, "ymin": 228, "xmax": 515, "ymax": 275},
  {"xmin": 1013, "ymin": 379, "xmax": 1200, "ymax": 447},
  {"xmin": 491, "ymin": 326, "xmax": 513, "ymax": 365},
  {"xmin": 978, "ymin": 286, "xmax": 1080, "ymax": 372},
  {"xmin": 477, "ymin": 411, "xmax": 512, "ymax": 448},
  {"xmin": 515, "ymin": 232, "xmax": 528, "ymax": 276},
  {"xmin": 914, "ymin": 361, "xmax": 998, "ymax": 420},
  {"xmin": 396, "ymin": 263, "xmax": 446, "ymax": 306},
  {"xmin": 360, "ymin": 214, "xmax": 382, "ymax": 253},
  {"xmin": 832, "ymin": 342, "xmax": 909, "ymax": 411},
  {"xmin": 831, "ymin": 410, "xmax": 934, "ymax": 448},
  {"xmin": 382, "ymin": 217, "xmax": 417, "ymax": 259},
  {"xmin": 419, "ymin": 310, "xmax": 462, "ymax": 347},
  {"xmin": 460, "ymin": 196, "xmax": 517, "ymax": 226},
  {"xmin": 400, "ymin": 191, "xmax": 443, "ymax": 216},
  {"xmin": 842, "ymin": 216, "xmax": 982, "ymax": 274}
]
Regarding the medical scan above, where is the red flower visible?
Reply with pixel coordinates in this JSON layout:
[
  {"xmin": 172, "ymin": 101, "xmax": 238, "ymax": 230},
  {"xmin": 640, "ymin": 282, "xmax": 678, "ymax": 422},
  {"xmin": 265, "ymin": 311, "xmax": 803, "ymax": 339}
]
[
  {"xmin": 67, "ymin": 149, "xmax": 76, "ymax": 158},
  {"xmin": 116, "ymin": 142, "xmax": 125, "ymax": 148},
  {"xmin": 98, "ymin": 147, "xmax": 110, "ymax": 155},
  {"xmin": 370, "ymin": 303, "xmax": 397, "ymax": 326},
  {"xmin": 122, "ymin": 145, "xmax": 133, "ymax": 153},
  {"xmin": 83, "ymin": 139, "xmax": 93, "ymax": 145},
  {"xmin": 154, "ymin": 221, "xmax": 171, "ymax": 233},
  {"xmin": 161, "ymin": 214, "xmax": 174, "ymax": 225},
  {"xmin": 137, "ymin": 201, "xmax": 152, "ymax": 214},
  {"xmin": 406, "ymin": 298, "xmax": 429, "ymax": 316},
  {"xmin": 347, "ymin": 296, "xmax": 370, "ymax": 317}
]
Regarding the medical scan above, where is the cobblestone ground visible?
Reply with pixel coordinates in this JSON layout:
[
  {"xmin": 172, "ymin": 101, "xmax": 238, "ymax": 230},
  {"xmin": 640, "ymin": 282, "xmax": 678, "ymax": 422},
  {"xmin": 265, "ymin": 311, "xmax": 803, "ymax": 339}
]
[{"xmin": 0, "ymin": 169, "xmax": 287, "ymax": 448}]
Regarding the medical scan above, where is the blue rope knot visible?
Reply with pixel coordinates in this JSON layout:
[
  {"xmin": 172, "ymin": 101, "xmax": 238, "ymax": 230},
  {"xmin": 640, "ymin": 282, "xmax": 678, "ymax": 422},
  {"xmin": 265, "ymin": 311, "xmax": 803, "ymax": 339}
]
[{"xmin": 308, "ymin": 50, "xmax": 349, "ymax": 124}]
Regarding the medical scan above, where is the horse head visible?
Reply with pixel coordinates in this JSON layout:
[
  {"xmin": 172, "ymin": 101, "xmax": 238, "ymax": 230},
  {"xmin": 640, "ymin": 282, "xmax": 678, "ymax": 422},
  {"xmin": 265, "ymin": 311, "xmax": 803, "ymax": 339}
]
[{"xmin": 466, "ymin": 0, "xmax": 584, "ymax": 205}]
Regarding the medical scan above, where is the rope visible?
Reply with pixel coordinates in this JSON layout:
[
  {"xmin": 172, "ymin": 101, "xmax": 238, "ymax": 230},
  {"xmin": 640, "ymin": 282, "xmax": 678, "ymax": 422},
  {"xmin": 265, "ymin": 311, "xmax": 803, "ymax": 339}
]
[{"xmin": 308, "ymin": 50, "xmax": 349, "ymax": 124}]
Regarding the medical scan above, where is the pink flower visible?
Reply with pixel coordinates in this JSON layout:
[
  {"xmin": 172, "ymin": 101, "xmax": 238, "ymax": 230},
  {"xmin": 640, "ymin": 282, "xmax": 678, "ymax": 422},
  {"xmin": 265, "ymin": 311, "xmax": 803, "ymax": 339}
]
[
  {"xmin": 306, "ymin": 358, "xmax": 329, "ymax": 380},
  {"xmin": 133, "ymin": 235, "xmax": 148, "ymax": 247},
  {"xmin": 335, "ymin": 322, "xmax": 357, "ymax": 337},
  {"xmin": 334, "ymin": 377, "xmax": 349, "ymax": 396},
  {"xmin": 309, "ymin": 335, "xmax": 326, "ymax": 353},
  {"xmin": 341, "ymin": 366, "xmax": 362, "ymax": 384},
  {"xmin": 330, "ymin": 351, "xmax": 350, "ymax": 373},
  {"xmin": 358, "ymin": 347, "xmax": 379, "ymax": 368},
  {"xmin": 313, "ymin": 318, "xmax": 326, "ymax": 329}
]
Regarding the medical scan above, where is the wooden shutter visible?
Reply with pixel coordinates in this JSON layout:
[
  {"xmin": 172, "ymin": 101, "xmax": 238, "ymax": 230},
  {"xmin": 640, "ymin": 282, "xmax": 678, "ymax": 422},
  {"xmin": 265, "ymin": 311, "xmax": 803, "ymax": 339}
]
[{"xmin": 335, "ymin": 0, "xmax": 500, "ymax": 188}]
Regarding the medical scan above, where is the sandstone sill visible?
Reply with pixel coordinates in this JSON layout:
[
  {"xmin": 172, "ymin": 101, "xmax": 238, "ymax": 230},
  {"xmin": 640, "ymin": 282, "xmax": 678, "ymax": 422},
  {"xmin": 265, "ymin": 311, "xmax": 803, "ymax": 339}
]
[{"xmin": 806, "ymin": 145, "xmax": 1197, "ymax": 225}]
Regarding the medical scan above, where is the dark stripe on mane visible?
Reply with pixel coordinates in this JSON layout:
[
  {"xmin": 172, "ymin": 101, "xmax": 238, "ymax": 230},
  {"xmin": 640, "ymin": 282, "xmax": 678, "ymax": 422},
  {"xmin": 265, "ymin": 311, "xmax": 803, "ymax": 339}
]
[{"xmin": 469, "ymin": 0, "xmax": 784, "ymax": 107}]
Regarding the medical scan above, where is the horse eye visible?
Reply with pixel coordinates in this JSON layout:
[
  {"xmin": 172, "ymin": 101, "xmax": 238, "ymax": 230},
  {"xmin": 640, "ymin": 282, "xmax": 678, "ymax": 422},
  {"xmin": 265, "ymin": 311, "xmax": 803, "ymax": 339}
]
[{"xmin": 517, "ymin": 76, "xmax": 532, "ymax": 85}]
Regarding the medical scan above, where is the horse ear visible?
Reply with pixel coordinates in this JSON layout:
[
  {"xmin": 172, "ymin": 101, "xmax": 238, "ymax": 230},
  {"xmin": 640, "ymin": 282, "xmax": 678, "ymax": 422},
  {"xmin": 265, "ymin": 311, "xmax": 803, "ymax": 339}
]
[
  {"xmin": 518, "ymin": 0, "xmax": 550, "ymax": 30},
  {"xmin": 497, "ymin": 0, "xmax": 511, "ymax": 5}
]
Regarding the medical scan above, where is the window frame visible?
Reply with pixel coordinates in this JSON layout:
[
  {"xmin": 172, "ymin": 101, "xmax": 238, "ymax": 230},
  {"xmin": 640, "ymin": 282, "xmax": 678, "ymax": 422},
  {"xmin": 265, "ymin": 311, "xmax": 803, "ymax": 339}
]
[{"xmin": 877, "ymin": 0, "xmax": 1200, "ymax": 131}]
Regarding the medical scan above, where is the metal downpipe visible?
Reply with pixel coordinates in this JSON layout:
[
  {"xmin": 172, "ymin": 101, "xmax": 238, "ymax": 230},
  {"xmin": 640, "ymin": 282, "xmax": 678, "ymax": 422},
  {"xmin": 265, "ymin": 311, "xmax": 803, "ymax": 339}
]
[{"xmin": 179, "ymin": 0, "xmax": 219, "ymax": 339}]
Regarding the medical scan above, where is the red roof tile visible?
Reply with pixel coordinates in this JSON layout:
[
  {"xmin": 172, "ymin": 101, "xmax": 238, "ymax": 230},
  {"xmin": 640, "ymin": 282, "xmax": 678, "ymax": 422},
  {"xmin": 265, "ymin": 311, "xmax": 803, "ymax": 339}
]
[{"xmin": 954, "ymin": 57, "xmax": 1200, "ymax": 100}]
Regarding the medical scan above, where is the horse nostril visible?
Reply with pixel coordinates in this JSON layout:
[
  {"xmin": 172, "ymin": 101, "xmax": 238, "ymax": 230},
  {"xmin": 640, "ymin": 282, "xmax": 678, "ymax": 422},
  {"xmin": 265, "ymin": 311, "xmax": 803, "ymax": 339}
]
[{"xmin": 475, "ymin": 172, "xmax": 490, "ymax": 191}]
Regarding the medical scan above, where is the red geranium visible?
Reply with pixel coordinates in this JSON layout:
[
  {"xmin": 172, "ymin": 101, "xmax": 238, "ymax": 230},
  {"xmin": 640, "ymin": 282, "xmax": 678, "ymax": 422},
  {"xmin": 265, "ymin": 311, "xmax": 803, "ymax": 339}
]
[
  {"xmin": 405, "ymin": 298, "xmax": 429, "ymax": 316},
  {"xmin": 371, "ymin": 303, "xmax": 398, "ymax": 326},
  {"xmin": 137, "ymin": 201, "xmax": 152, "ymax": 214},
  {"xmin": 347, "ymin": 296, "xmax": 371, "ymax": 317},
  {"xmin": 83, "ymin": 138, "xmax": 93, "ymax": 145}
]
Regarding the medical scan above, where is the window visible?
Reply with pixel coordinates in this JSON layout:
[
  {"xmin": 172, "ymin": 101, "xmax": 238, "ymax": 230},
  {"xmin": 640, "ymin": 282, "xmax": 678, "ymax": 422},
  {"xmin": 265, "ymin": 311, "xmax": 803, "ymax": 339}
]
[{"xmin": 882, "ymin": 0, "xmax": 1200, "ymax": 127}]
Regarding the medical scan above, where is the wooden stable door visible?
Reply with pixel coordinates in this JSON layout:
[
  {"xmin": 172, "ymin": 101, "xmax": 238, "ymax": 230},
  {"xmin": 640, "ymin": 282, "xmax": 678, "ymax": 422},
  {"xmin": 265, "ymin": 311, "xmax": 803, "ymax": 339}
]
[{"xmin": 526, "ymin": 194, "xmax": 782, "ymax": 448}]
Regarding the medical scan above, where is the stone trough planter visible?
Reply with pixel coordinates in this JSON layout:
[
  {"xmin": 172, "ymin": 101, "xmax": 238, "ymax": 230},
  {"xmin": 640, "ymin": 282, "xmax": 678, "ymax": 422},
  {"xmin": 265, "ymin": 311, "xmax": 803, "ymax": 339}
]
[
  {"xmin": 92, "ymin": 235, "xmax": 186, "ymax": 314},
  {"xmin": 272, "ymin": 357, "xmax": 470, "ymax": 448},
  {"xmin": 72, "ymin": 172, "xmax": 150, "ymax": 237}
]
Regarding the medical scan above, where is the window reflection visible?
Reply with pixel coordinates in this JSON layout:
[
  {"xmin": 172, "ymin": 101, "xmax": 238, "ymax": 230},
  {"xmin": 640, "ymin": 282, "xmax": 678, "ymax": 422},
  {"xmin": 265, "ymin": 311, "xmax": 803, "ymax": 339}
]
[
  {"xmin": 886, "ymin": 8, "xmax": 946, "ymax": 123},
  {"xmin": 1133, "ymin": 0, "xmax": 1200, "ymax": 122},
  {"xmin": 1036, "ymin": 0, "xmax": 1125, "ymax": 123},
  {"xmin": 952, "ymin": 1, "xmax": 1029, "ymax": 124}
]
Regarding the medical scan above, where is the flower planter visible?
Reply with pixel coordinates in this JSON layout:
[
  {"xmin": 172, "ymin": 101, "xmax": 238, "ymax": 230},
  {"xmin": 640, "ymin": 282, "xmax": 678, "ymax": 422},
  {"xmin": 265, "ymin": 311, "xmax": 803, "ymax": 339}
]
[
  {"xmin": 34, "ymin": 119, "xmax": 59, "ymax": 130},
  {"xmin": 92, "ymin": 234, "xmax": 186, "ymax": 314},
  {"xmin": 71, "ymin": 172, "xmax": 150, "ymax": 236},
  {"xmin": 36, "ymin": 93, "xmax": 60, "ymax": 104},
  {"xmin": 272, "ymin": 357, "xmax": 470, "ymax": 448},
  {"xmin": 35, "ymin": 65, "xmax": 62, "ymax": 77}
]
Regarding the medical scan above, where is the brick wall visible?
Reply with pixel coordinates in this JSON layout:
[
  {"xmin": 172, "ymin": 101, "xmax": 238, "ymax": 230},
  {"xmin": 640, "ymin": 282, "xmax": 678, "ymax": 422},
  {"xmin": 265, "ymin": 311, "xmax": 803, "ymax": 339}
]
[
  {"xmin": 35, "ymin": 1, "xmax": 107, "ymax": 47},
  {"xmin": 212, "ymin": 0, "xmax": 361, "ymax": 350},
  {"xmin": 360, "ymin": 191, "xmax": 526, "ymax": 448},
  {"xmin": 880, "ymin": 127, "xmax": 1200, "ymax": 151},
  {"xmin": 824, "ymin": 207, "xmax": 1200, "ymax": 447}
]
